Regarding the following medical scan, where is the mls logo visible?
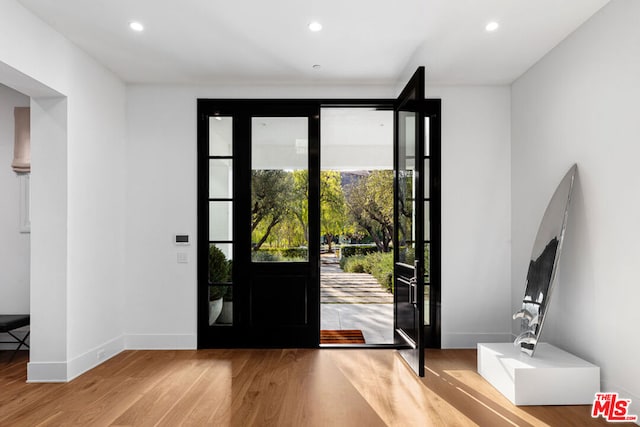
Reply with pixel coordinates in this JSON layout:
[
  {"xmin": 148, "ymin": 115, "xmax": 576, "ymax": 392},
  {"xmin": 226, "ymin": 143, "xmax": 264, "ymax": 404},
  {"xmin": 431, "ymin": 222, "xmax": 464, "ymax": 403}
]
[{"xmin": 592, "ymin": 392, "xmax": 638, "ymax": 422}]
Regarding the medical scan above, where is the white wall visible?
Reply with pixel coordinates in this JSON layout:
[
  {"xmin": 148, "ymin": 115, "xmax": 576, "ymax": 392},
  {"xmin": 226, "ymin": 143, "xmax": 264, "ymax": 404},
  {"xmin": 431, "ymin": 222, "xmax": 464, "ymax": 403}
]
[
  {"xmin": 0, "ymin": 0, "xmax": 126, "ymax": 381},
  {"xmin": 512, "ymin": 0, "xmax": 640, "ymax": 416},
  {"xmin": 29, "ymin": 96, "xmax": 69, "ymax": 376},
  {"xmin": 124, "ymin": 84, "xmax": 394, "ymax": 348},
  {"xmin": 1, "ymin": 0, "xmax": 512, "ymax": 380},
  {"xmin": 428, "ymin": 86, "xmax": 512, "ymax": 348},
  {"xmin": 126, "ymin": 83, "xmax": 511, "ymax": 349},
  {"xmin": 0, "ymin": 84, "xmax": 30, "ymax": 315}
]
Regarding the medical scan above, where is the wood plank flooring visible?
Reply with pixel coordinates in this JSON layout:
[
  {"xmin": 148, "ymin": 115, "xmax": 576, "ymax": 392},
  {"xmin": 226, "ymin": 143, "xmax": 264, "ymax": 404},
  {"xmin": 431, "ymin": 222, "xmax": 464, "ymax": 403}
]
[{"xmin": 0, "ymin": 349, "xmax": 631, "ymax": 426}]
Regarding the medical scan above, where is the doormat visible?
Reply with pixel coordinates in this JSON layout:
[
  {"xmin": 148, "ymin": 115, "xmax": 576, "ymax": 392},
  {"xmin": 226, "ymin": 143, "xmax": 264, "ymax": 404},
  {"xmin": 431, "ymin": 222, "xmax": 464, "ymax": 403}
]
[{"xmin": 320, "ymin": 329, "xmax": 366, "ymax": 344}]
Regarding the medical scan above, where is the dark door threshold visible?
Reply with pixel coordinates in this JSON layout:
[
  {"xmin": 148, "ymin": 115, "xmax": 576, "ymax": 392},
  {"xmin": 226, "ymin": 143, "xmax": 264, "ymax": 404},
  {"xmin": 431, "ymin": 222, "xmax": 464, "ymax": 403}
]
[{"xmin": 320, "ymin": 343, "xmax": 410, "ymax": 349}]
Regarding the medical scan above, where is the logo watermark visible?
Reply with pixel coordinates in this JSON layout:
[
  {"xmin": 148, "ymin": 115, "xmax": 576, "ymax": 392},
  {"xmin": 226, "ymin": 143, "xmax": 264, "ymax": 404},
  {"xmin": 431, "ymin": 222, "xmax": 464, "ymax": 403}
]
[{"xmin": 591, "ymin": 392, "xmax": 638, "ymax": 422}]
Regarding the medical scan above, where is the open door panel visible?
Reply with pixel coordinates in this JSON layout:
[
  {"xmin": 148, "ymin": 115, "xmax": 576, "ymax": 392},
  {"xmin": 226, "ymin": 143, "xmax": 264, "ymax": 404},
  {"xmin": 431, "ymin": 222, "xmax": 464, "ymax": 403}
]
[{"xmin": 394, "ymin": 67, "xmax": 426, "ymax": 376}]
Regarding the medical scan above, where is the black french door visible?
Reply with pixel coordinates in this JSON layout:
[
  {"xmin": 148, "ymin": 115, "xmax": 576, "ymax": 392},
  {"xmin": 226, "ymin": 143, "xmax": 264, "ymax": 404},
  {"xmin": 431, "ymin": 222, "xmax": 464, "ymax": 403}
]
[
  {"xmin": 394, "ymin": 67, "xmax": 441, "ymax": 376},
  {"xmin": 198, "ymin": 89, "xmax": 439, "ymax": 353},
  {"xmin": 198, "ymin": 101, "xmax": 320, "ymax": 347}
]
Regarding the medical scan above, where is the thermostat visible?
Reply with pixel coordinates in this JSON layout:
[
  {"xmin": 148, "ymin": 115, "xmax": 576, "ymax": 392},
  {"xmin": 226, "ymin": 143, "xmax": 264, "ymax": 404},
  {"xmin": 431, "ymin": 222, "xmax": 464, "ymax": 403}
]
[{"xmin": 175, "ymin": 235, "xmax": 190, "ymax": 245}]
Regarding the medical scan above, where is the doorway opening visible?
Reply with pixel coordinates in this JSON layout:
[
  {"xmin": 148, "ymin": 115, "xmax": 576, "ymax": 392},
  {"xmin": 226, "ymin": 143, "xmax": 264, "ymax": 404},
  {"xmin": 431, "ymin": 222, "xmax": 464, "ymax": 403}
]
[
  {"xmin": 319, "ymin": 107, "xmax": 395, "ymax": 345},
  {"xmin": 198, "ymin": 79, "xmax": 440, "ymax": 359},
  {"xmin": 0, "ymin": 83, "xmax": 31, "ymax": 368}
]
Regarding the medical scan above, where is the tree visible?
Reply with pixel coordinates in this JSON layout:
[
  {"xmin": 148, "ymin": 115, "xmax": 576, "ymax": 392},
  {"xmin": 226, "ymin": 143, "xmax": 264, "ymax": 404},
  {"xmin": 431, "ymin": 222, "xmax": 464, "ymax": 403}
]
[
  {"xmin": 396, "ymin": 170, "xmax": 413, "ymax": 249},
  {"xmin": 345, "ymin": 170, "xmax": 394, "ymax": 252},
  {"xmin": 320, "ymin": 171, "xmax": 347, "ymax": 252},
  {"xmin": 289, "ymin": 170, "xmax": 348, "ymax": 252},
  {"xmin": 251, "ymin": 169, "xmax": 349, "ymax": 253},
  {"xmin": 251, "ymin": 170, "xmax": 294, "ymax": 250},
  {"xmin": 291, "ymin": 170, "xmax": 310, "ymax": 245}
]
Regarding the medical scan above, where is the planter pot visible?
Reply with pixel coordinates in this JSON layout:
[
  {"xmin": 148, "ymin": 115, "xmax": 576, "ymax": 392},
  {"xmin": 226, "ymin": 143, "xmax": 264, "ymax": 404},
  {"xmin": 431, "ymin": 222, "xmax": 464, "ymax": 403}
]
[
  {"xmin": 209, "ymin": 298, "xmax": 223, "ymax": 325},
  {"xmin": 217, "ymin": 301, "xmax": 233, "ymax": 324}
]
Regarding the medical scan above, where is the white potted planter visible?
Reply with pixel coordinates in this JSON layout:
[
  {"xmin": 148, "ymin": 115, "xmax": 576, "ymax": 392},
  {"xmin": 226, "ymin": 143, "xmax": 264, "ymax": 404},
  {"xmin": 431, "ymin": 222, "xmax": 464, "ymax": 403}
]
[
  {"xmin": 209, "ymin": 297, "xmax": 224, "ymax": 325},
  {"xmin": 217, "ymin": 300, "xmax": 233, "ymax": 324}
]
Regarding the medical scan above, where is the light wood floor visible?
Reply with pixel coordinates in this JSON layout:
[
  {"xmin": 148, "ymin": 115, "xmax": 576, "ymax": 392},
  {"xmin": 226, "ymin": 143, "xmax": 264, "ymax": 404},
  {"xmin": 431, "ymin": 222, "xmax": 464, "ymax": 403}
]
[{"xmin": 0, "ymin": 349, "xmax": 629, "ymax": 426}]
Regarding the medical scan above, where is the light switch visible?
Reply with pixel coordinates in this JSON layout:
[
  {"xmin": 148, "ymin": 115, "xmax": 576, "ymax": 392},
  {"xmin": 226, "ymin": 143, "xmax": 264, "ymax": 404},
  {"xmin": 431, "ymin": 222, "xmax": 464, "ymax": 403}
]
[{"xmin": 177, "ymin": 252, "xmax": 188, "ymax": 263}]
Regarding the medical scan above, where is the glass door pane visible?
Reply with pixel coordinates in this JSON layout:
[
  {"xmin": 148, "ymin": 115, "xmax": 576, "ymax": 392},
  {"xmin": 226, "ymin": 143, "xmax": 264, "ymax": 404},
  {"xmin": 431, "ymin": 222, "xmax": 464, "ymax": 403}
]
[
  {"xmin": 209, "ymin": 159, "xmax": 233, "ymax": 198},
  {"xmin": 422, "ymin": 100, "xmax": 441, "ymax": 347},
  {"xmin": 424, "ymin": 117, "xmax": 431, "ymax": 326},
  {"xmin": 209, "ymin": 117, "xmax": 233, "ymax": 156},
  {"xmin": 207, "ymin": 116, "xmax": 235, "ymax": 327},
  {"xmin": 397, "ymin": 110, "xmax": 417, "ymax": 265},
  {"xmin": 422, "ymin": 106, "xmax": 441, "ymax": 348},
  {"xmin": 251, "ymin": 117, "xmax": 309, "ymax": 262}
]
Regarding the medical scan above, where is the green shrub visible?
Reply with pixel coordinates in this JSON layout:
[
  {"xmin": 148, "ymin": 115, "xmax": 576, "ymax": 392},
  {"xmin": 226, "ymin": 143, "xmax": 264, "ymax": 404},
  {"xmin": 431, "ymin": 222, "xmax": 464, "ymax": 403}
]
[
  {"xmin": 340, "ymin": 252, "xmax": 393, "ymax": 293},
  {"xmin": 209, "ymin": 245, "xmax": 230, "ymax": 300},
  {"xmin": 368, "ymin": 252, "xmax": 394, "ymax": 292},
  {"xmin": 338, "ymin": 246, "xmax": 430, "ymax": 293},
  {"xmin": 251, "ymin": 250, "xmax": 281, "ymax": 262},
  {"xmin": 340, "ymin": 245, "xmax": 378, "ymax": 258},
  {"xmin": 279, "ymin": 247, "xmax": 308, "ymax": 259},
  {"xmin": 341, "ymin": 255, "xmax": 367, "ymax": 273},
  {"xmin": 209, "ymin": 245, "xmax": 230, "ymax": 283},
  {"xmin": 209, "ymin": 285, "xmax": 227, "ymax": 301},
  {"xmin": 252, "ymin": 247, "xmax": 308, "ymax": 261},
  {"xmin": 339, "ymin": 256, "xmax": 346, "ymax": 270}
]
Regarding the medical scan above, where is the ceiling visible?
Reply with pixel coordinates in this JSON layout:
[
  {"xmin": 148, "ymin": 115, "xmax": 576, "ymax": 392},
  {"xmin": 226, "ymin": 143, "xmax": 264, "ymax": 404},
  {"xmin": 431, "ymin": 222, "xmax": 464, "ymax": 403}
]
[{"xmin": 17, "ymin": 0, "xmax": 610, "ymax": 86}]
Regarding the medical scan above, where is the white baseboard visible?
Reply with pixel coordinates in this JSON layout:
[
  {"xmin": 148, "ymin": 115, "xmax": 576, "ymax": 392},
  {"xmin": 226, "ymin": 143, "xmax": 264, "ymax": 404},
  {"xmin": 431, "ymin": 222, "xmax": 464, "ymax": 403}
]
[
  {"xmin": 124, "ymin": 333, "xmax": 197, "ymax": 350},
  {"xmin": 442, "ymin": 332, "xmax": 513, "ymax": 349},
  {"xmin": 27, "ymin": 335, "xmax": 125, "ymax": 383},
  {"xmin": 25, "ymin": 334, "xmax": 196, "ymax": 383},
  {"xmin": 27, "ymin": 361, "xmax": 68, "ymax": 383},
  {"xmin": 601, "ymin": 379, "xmax": 640, "ymax": 426},
  {"xmin": 67, "ymin": 335, "xmax": 125, "ymax": 381}
]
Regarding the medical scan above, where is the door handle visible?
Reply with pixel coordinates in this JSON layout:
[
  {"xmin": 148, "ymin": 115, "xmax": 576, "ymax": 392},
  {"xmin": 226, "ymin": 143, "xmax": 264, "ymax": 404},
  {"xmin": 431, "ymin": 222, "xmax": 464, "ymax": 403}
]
[{"xmin": 409, "ymin": 277, "xmax": 417, "ymax": 305}]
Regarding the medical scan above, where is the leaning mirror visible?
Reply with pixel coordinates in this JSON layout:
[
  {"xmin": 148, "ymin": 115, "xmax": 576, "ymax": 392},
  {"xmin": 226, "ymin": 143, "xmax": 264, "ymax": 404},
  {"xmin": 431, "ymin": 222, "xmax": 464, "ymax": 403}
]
[{"xmin": 513, "ymin": 164, "xmax": 577, "ymax": 356}]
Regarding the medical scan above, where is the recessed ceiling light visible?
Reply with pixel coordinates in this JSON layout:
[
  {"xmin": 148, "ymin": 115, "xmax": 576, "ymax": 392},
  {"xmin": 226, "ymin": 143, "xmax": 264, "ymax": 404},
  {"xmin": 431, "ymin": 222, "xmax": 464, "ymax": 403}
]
[
  {"xmin": 485, "ymin": 21, "xmax": 499, "ymax": 32},
  {"xmin": 129, "ymin": 21, "xmax": 144, "ymax": 32},
  {"xmin": 309, "ymin": 21, "xmax": 322, "ymax": 32}
]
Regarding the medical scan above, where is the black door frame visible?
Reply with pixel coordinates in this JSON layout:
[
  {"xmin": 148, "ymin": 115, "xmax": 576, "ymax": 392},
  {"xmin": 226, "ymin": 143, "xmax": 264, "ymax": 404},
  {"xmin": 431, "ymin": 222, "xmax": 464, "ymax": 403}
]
[
  {"xmin": 425, "ymin": 98, "xmax": 442, "ymax": 349},
  {"xmin": 197, "ymin": 98, "xmax": 440, "ymax": 349}
]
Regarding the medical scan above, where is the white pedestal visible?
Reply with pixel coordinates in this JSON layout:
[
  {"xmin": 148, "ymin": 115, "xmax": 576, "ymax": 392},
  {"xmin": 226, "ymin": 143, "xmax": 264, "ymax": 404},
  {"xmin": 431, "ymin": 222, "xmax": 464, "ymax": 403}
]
[{"xmin": 477, "ymin": 342, "xmax": 600, "ymax": 406}]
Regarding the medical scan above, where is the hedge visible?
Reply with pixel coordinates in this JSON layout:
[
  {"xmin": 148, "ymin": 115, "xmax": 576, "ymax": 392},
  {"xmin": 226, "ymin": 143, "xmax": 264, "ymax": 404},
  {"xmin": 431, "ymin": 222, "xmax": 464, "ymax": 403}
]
[
  {"xmin": 252, "ymin": 247, "xmax": 308, "ymax": 261},
  {"xmin": 340, "ymin": 252, "xmax": 394, "ymax": 293},
  {"xmin": 339, "ymin": 245, "xmax": 378, "ymax": 258},
  {"xmin": 339, "ymin": 246, "xmax": 430, "ymax": 293}
]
